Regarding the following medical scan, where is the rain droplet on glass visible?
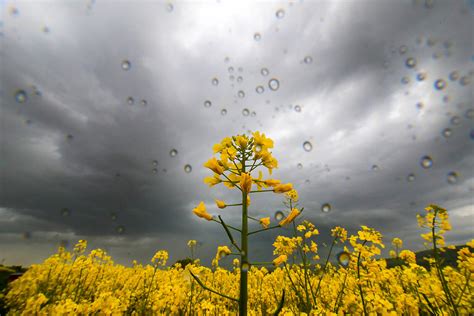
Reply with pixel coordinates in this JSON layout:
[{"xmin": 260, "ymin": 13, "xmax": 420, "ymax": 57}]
[
  {"xmin": 204, "ymin": 100, "xmax": 212, "ymax": 108},
  {"xmin": 221, "ymin": 109, "xmax": 227, "ymax": 116},
  {"xmin": 170, "ymin": 149, "xmax": 178, "ymax": 157},
  {"xmin": 399, "ymin": 45, "xmax": 408, "ymax": 55},
  {"xmin": 450, "ymin": 116, "xmax": 460, "ymax": 125},
  {"xmin": 211, "ymin": 78, "xmax": 219, "ymax": 86},
  {"xmin": 254, "ymin": 32, "xmax": 261, "ymax": 41},
  {"xmin": 337, "ymin": 251, "xmax": 350, "ymax": 267},
  {"xmin": 401, "ymin": 77, "xmax": 410, "ymax": 84},
  {"xmin": 407, "ymin": 173, "xmax": 415, "ymax": 182},
  {"xmin": 127, "ymin": 97, "xmax": 134, "ymax": 105},
  {"xmin": 241, "ymin": 263, "xmax": 250, "ymax": 272},
  {"xmin": 250, "ymin": 111, "xmax": 256, "ymax": 117},
  {"xmin": 261, "ymin": 68, "xmax": 269, "ymax": 76},
  {"xmin": 268, "ymin": 78, "xmax": 280, "ymax": 91},
  {"xmin": 460, "ymin": 76, "xmax": 471, "ymax": 86},
  {"xmin": 237, "ymin": 76, "xmax": 243, "ymax": 83},
  {"xmin": 274, "ymin": 211, "xmax": 284, "ymax": 221},
  {"xmin": 256, "ymin": 86, "xmax": 264, "ymax": 94},
  {"xmin": 434, "ymin": 79, "xmax": 446, "ymax": 90},
  {"xmin": 184, "ymin": 164, "xmax": 192, "ymax": 173},
  {"xmin": 465, "ymin": 109, "xmax": 474, "ymax": 119},
  {"xmin": 321, "ymin": 203, "xmax": 331, "ymax": 213},
  {"xmin": 15, "ymin": 90, "xmax": 27, "ymax": 103},
  {"xmin": 416, "ymin": 72, "xmax": 426, "ymax": 81},
  {"xmin": 294, "ymin": 105, "xmax": 301, "ymax": 112},
  {"xmin": 275, "ymin": 9, "xmax": 285, "ymax": 19},
  {"xmin": 372, "ymin": 164, "xmax": 379, "ymax": 171},
  {"xmin": 121, "ymin": 60, "xmax": 131, "ymax": 71},
  {"xmin": 449, "ymin": 71, "xmax": 459, "ymax": 81},
  {"xmin": 166, "ymin": 2, "xmax": 174, "ymax": 12},
  {"xmin": 303, "ymin": 141, "xmax": 312, "ymax": 152},
  {"xmin": 405, "ymin": 57, "xmax": 416, "ymax": 68},
  {"xmin": 238, "ymin": 90, "xmax": 245, "ymax": 98},
  {"xmin": 116, "ymin": 225, "xmax": 125, "ymax": 234},
  {"xmin": 447, "ymin": 171, "xmax": 458, "ymax": 184},
  {"xmin": 141, "ymin": 100, "xmax": 147, "ymax": 106},
  {"xmin": 420, "ymin": 155, "xmax": 433, "ymax": 169},
  {"xmin": 228, "ymin": 66, "xmax": 234, "ymax": 73},
  {"xmin": 297, "ymin": 163, "xmax": 303, "ymax": 169},
  {"xmin": 242, "ymin": 108, "xmax": 250, "ymax": 116},
  {"xmin": 442, "ymin": 128, "xmax": 452, "ymax": 138},
  {"xmin": 303, "ymin": 56, "xmax": 313, "ymax": 64}
]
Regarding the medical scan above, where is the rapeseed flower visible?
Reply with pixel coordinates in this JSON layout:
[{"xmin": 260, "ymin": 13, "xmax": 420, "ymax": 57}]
[{"xmin": 193, "ymin": 202, "xmax": 213, "ymax": 221}]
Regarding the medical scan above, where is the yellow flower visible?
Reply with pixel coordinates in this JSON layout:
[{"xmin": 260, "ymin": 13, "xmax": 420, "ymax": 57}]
[
  {"xmin": 204, "ymin": 157, "xmax": 224, "ymax": 175},
  {"xmin": 187, "ymin": 240, "xmax": 197, "ymax": 248},
  {"xmin": 273, "ymin": 254, "xmax": 287, "ymax": 266},
  {"xmin": 260, "ymin": 217, "xmax": 270, "ymax": 228},
  {"xmin": 285, "ymin": 189, "xmax": 298, "ymax": 202},
  {"xmin": 392, "ymin": 237, "xmax": 403, "ymax": 248},
  {"xmin": 240, "ymin": 173, "xmax": 252, "ymax": 194},
  {"xmin": 193, "ymin": 202, "xmax": 213, "ymax": 221},
  {"xmin": 215, "ymin": 199, "xmax": 226, "ymax": 209},
  {"xmin": 399, "ymin": 250, "xmax": 416, "ymax": 264},
  {"xmin": 264, "ymin": 179, "xmax": 281, "ymax": 187},
  {"xmin": 151, "ymin": 250, "xmax": 168, "ymax": 266},
  {"xmin": 216, "ymin": 246, "xmax": 231, "ymax": 259},
  {"xmin": 252, "ymin": 131, "xmax": 274, "ymax": 152},
  {"xmin": 273, "ymin": 183, "xmax": 293, "ymax": 193},
  {"xmin": 235, "ymin": 135, "xmax": 249, "ymax": 148},
  {"xmin": 204, "ymin": 174, "xmax": 221, "ymax": 187},
  {"xmin": 279, "ymin": 208, "xmax": 300, "ymax": 226}
]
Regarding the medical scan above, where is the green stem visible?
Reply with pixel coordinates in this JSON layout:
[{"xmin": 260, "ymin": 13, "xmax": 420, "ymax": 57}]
[
  {"xmin": 189, "ymin": 270, "xmax": 238, "ymax": 302},
  {"xmin": 357, "ymin": 241, "xmax": 368, "ymax": 316},
  {"xmin": 248, "ymin": 225, "xmax": 281, "ymax": 236},
  {"xmin": 239, "ymin": 157, "xmax": 248, "ymax": 316}
]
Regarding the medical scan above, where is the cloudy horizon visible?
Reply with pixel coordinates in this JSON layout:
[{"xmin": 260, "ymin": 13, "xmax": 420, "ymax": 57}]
[{"xmin": 0, "ymin": 0, "xmax": 473, "ymax": 268}]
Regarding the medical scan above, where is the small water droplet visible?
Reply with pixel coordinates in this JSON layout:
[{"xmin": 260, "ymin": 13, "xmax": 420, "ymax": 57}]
[
  {"xmin": 416, "ymin": 72, "xmax": 426, "ymax": 81},
  {"xmin": 66, "ymin": 134, "xmax": 74, "ymax": 142},
  {"xmin": 170, "ymin": 149, "xmax": 178, "ymax": 157},
  {"xmin": 250, "ymin": 111, "xmax": 256, "ymax": 117},
  {"xmin": 405, "ymin": 57, "xmax": 416, "ymax": 68},
  {"xmin": 275, "ymin": 9, "xmax": 285, "ymax": 19},
  {"xmin": 399, "ymin": 45, "xmax": 408, "ymax": 55},
  {"xmin": 449, "ymin": 71, "xmax": 459, "ymax": 81},
  {"xmin": 127, "ymin": 97, "xmax": 134, "ymax": 105},
  {"xmin": 447, "ymin": 171, "xmax": 458, "ymax": 184},
  {"xmin": 407, "ymin": 173, "xmax": 415, "ymax": 182},
  {"xmin": 401, "ymin": 77, "xmax": 410, "ymax": 84},
  {"xmin": 321, "ymin": 203, "xmax": 331, "ymax": 213},
  {"xmin": 255, "ymin": 85, "xmax": 265, "ymax": 94},
  {"xmin": 224, "ymin": 57, "xmax": 230, "ymax": 63},
  {"xmin": 303, "ymin": 56, "xmax": 313, "ymax": 64},
  {"xmin": 111, "ymin": 213, "xmax": 117, "ymax": 221},
  {"xmin": 166, "ymin": 2, "xmax": 174, "ymax": 12},
  {"xmin": 15, "ymin": 90, "xmax": 27, "ymax": 103},
  {"xmin": 42, "ymin": 26, "xmax": 50, "ymax": 33},
  {"xmin": 121, "ymin": 60, "xmax": 131, "ymax": 71},
  {"xmin": 211, "ymin": 78, "xmax": 219, "ymax": 86},
  {"xmin": 61, "ymin": 208, "xmax": 70, "ymax": 216},
  {"xmin": 184, "ymin": 164, "xmax": 192, "ymax": 173},
  {"xmin": 261, "ymin": 68, "xmax": 269, "ymax": 76},
  {"xmin": 228, "ymin": 66, "xmax": 234, "ymax": 73},
  {"xmin": 460, "ymin": 76, "xmax": 471, "ymax": 86},
  {"xmin": 294, "ymin": 105, "xmax": 301, "ymax": 112},
  {"xmin": 268, "ymin": 78, "xmax": 280, "ymax": 91},
  {"xmin": 416, "ymin": 102, "xmax": 423, "ymax": 109},
  {"xmin": 274, "ymin": 211, "xmax": 284, "ymax": 221},
  {"xmin": 242, "ymin": 109, "xmax": 250, "ymax": 116},
  {"xmin": 238, "ymin": 90, "xmax": 245, "ymax": 98},
  {"xmin": 141, "ymin": 100, "xmax": 147, "ymax": 106},
  {"xmin": 305, "ymin": 179, "xmax": 310, "ymax": 184},
  {"xmin": 221, "ymin": 109, "xmax": 227, "ymax": 116},
  {"xmin": 241, "ymin": 263, "xmax": 250, "ymax": 272},
  {"xmin": 442, "ymin": 128, "xmax": 452, "ymax": 138},
  {"xmin": 297, "ymin": 163, "xmax": 303, "ymax": 169},
  {"xmin": 204, "ymin": 100, "xmax": 212, "ymax": 108},
  {"xmin": 420, "ymin": 155, "xmax": 433, "ymax": 169},
  {"xmin": 152, "ymin": 168, "xmax": 158, "ymax": 173},
  {"xmin": 372, "ymin": 164, "xmax": 379, "ymax": 171},
  {"xmin": 451, "ymin": 116, "xmax": 461, "ymax": 125},
  {"xmin": 303, "ymin": 141, "xmax": 312, "ymax": 152},
  {"xmin": 152, "ymin": 160, "xmax": 158, "ymax": 166},
  {"xmin": 434, "ymin": 79, "xmax": 446, "ymax": 90},
  {"xmin": 337, "ymin": 251, "xmax": 350, "ymax": 267},
  {"xmin": 116, "ymin": 225, "xmax": 125, "ymax": 234},
  {"xmin": 254, "ymin": 32, "xmax": 261, "ymax": 41}
]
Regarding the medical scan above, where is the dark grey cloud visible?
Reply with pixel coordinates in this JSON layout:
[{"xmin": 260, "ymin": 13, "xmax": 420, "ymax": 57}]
[{"xmin": 0, "ymin": 0, "xmax": 473, "ymax": 267}]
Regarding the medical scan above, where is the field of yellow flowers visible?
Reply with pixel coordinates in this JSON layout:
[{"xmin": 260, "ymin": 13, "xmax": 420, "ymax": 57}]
[{"xmin": 3, "ymin": 132, "xmax": 474, "ymax": 315}]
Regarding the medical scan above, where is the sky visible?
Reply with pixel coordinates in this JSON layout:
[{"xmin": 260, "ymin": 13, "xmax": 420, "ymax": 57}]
[{"xmin": 0, "ymin": 0, "xmax": 473, "ymax": 268}]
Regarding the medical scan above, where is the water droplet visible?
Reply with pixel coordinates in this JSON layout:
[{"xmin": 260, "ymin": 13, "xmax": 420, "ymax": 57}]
[
  {"xmin": 152, "ymin": 160, "xmax": 159, "ymax": 166},
  {"xmin": 304, "ymin": 56, "xmax": 313, "ymax": 64},
  {"xmin": 184, "ymin": 164, "xmax": 192, "ymax": 173},
  {"xmin": 254, "ymin": 32, "xmax": 261, "ymax": 41},
  {"xmin": 305, "ymin": 179, "xmax": 310, "ymax": 184},
  {"xmin": 372, "ymin": 164, "xmax": 379, "ymax": 171},
  {"xmin": 204, "ymin": 100, "xmax": 212, "ymax": 108},
  {"xmin": 166, "ymin": 2, "xmax": 174, "ymax": 12},
  {"xmin": 321, "ymin": 203, "xmax": 331, "ymax": 213},
  {"xmin": 15, "ymin": 90, "xmax": 27, "ymax": 103},
  {"xmin": 121, "ymin": 60, "xmax": 131, "ymax": 71},
  {"xmin": 268, "ymin": 78, "xmax": 280, "ymax": 91},
  {"xmin": 141, "ymin": 100, "xmax": 147, "ymax": 106},
  {"xmin": 451, "ymin": 116, "xmax": 461, "ymax": 125},
  {"xmin": 42, "ymin": 26, "xmax": 50, "ymax": 33},
  {"xmin": 221, "ymin": 109, "xmax": 227, "ymax": 116},
  {"xmin": 434, "ymin": 79, "xmax": 446, "ymax": 90},
  {"xmin": 152, "ymin": 168, "xmax": 158, "ymax": 173},
  {"xmin": 261, "ymin": 68, "xmax": 269, "ymax": 76},
  {"xmin": 401, "ymin": 77, "xmax": 410, "ymax": 84},
  {"xmin": 465, "ymin": 109, "xmax": 474, "ymax": 119},
  {"xmin": 405, "ymin": 57, "xmax": 416, "ymax": 68},
  {"xmin": 303, "ymin": 141, "xmax": 312, "ymax": 152},
  {"xmin": 420, "ymin": 156, "xmax": 433, "ymax": 169},
  {"xmin": 297, "ymin": 163, "xmax": 303, "ymax": 169},
  {"xmin": 242, "ymin": 109, "xmax": 250, "ymax": 116},
  {"xmin": 442, "ymin": 128, "xmax": 452, "ymax": 138},
  {"xmin": 275, "ymin": 9, "xmax": 285, "ymax": 19},
  {"xmin": 228, "ymin": 67, "xmax": 234, "ymax": 73},
  {"xmin": 274, "ymin": 211, "xmax": 284, "ymax": 221},
  {"xmin": 416, "ymin": 72, "xmax": 426, "ymax": 81},
  {"xmin": 447, "ymin": 171, "xmax": 458, "ymax": 184},
  {"xmin": 407, "ymin": 173, "xmax": 415, "ymax": 182},
  {"xmin": 416, "ymin": 102, "xmax": 423, "ymax": 109},
  {"xmin": 66, "ymin": 134, "xmax": 74, "ymax": 142},
  {"xmin": 61, "ymin": 208, "xmax": 70, "ymax": 216},
  {"xmin": 224, "ymin": 57, "xmax": 230, "ymax": 63},
  {"xmin": 294, "ymin": 105, "xmax": 301, "ymax": 112},
  {"xmin": 116, "ymin": 225, "xmax": 125, "ymax": 234},
  {"xmin": 255, "ymin": 85, "xmax": 265, "ymax": 94},
  {"xmin": 449, "ymin": 71, "xmax": 459, "ymax": 81},
  {"xmin": 211, "ymin": 78, "xmax": 219, "ymax": 86},
  {"xmin": 337, "ymin": 251, "xmax": 350, "ymax": 267},
  {"xmin": 127, "ymin": 97, "xmax": 134, "ymax": 105},
  {"xmin": 460, "ymin": 76, "xmax": 471, "ymax": 86},
  {"xmin": 238, "ymin": 90, "xmax": 245, "ymax": 98},
  {"xmin": 399, "ymin": 45, "xmax": 408, "ymax": 55},
  {"xmin": 250, "ymin": 111, "xmax": 256, "ymax": 117},
  {"xmin": 241, "ymin": 263, "xmax": 250, "ymax": 272},
  {"xmin": 170, "ymin": 149, "xmax": 178, "ymax": 157},
  {"xmin": 111, "ymin": 213, "xmax": 117, "ymax": 221}
]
